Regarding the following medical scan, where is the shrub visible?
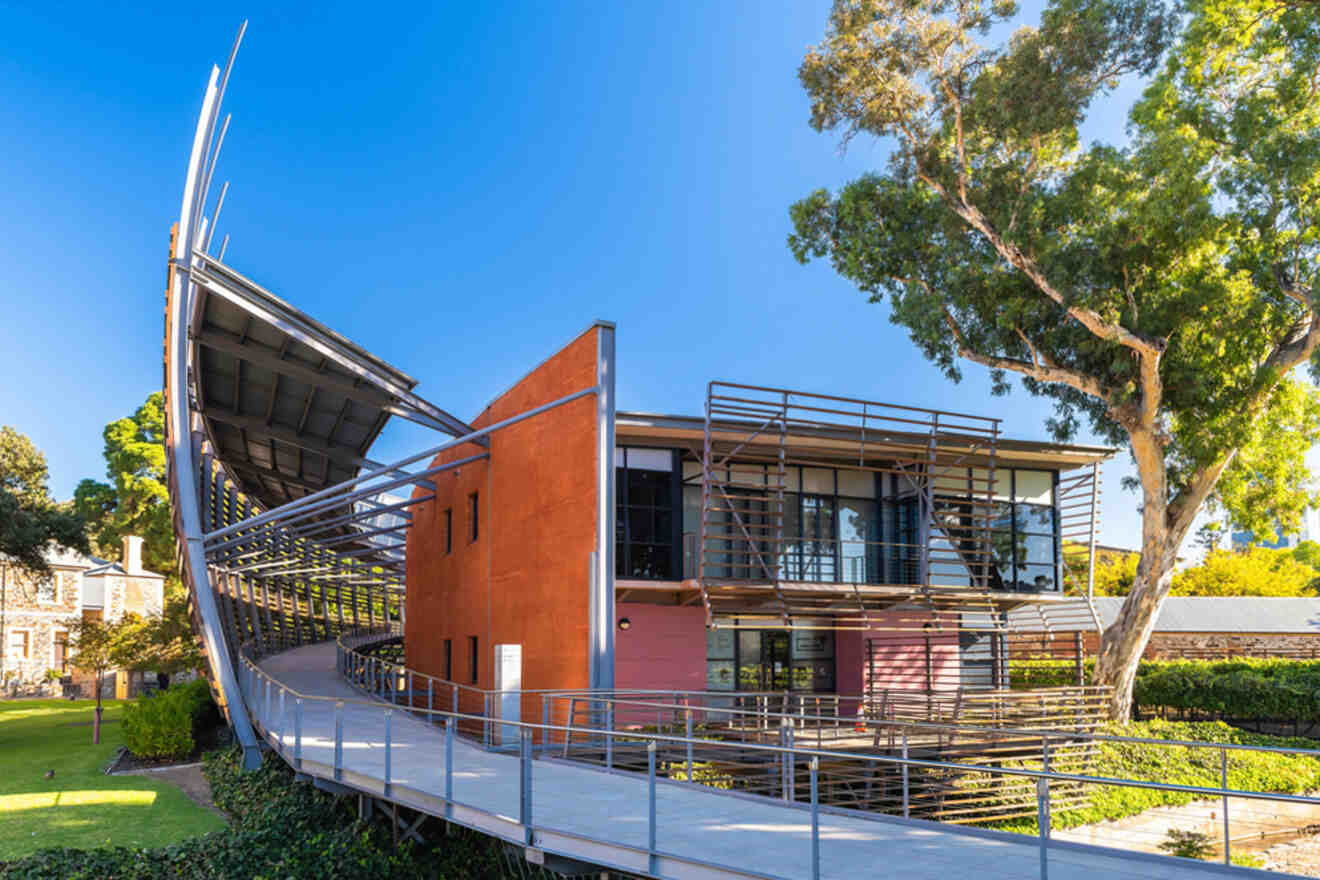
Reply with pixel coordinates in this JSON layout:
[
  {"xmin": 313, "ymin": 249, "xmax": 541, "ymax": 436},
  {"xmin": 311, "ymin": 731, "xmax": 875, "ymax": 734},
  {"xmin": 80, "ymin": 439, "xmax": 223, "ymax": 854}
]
[
  {"xmin": 121, "ymin": 679, "xmax": 218, "ymax": 760},
  {"xmin": 1159, "ymin": 828, "xmax": 1215, "ymax": 859}
]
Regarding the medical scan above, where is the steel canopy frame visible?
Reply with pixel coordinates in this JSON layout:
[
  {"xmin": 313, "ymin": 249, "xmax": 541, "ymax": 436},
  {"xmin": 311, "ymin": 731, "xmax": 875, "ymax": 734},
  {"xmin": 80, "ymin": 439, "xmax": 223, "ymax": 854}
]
[{"xmin": 167, "ymin": 46, "xmax": 261, "ymax": 767}]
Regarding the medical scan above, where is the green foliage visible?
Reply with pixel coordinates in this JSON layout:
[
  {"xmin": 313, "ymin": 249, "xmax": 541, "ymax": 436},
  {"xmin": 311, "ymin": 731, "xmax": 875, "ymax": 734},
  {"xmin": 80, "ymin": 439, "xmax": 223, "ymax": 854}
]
[
  {"xmin": 0, "ymin": 746, "xmax": 513, "ymax": 879},
  {"xmin": 995, "ymin": 720, "xmax": 1320, "ymax": 834},
  {"xmin": 1073, "ymin": 544, "xmax": 1320, "ymax": 597},
  {"xmin": 74, "ymin": 392, "xmax": 173, "ymax": 576},
  {"xmin": 0, "ymin": 426, "xmax": 87, "ymax": 577},
  {"xmin": 1169, "ymin": 547, "xmax": 1319, "ymax": 596},
  {"xmin": 792, "ymin": 0, "xmax": 1320, "ymax": 709},
  {"xmin": 121, "ymin": 680, "xmax": 217, "ymax": 761},
  {"xmin": 1134, "ymin": 658, "xmax": 1320, "ymax": 723},
  {"xmin": 112, "ymin": 601, "xmax": 205, "ymax": 679},
  {"xmin": 1158, "ymin": 828, "xmax": 1215, "ymax": 860}
]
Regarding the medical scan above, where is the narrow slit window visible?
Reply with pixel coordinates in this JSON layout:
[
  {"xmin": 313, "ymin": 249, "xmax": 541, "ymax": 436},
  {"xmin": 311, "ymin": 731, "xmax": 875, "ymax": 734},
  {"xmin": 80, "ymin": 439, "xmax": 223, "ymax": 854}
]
[
  {"xmin": 443, "ymin": 638, "xmax": 452, "ymax": 680},
  {"xmin": 444, "ymin": 508, "xmax": 453, "ymax": 554},
  {"xmin": 469, "ymin": 492, "xmax": 479, "ymax": 542},
  {"xmin": 468, "ymin": 636, "xmax": 479, "ymax": 684}
]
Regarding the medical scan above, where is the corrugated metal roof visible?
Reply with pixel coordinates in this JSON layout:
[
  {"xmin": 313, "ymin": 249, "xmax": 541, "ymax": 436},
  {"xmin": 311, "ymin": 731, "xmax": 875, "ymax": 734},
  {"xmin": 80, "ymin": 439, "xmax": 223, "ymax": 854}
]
[{"xmin": 1092, "ymin": 597, "xmax": 1320, "ymax": 634}]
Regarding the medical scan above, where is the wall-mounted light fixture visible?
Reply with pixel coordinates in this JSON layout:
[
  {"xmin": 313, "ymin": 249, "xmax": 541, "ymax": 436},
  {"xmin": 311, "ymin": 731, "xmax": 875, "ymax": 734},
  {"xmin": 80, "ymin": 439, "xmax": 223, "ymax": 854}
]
[{"xmin": 617, "ymin": 617, "xmax": 632, "ymax": 631}]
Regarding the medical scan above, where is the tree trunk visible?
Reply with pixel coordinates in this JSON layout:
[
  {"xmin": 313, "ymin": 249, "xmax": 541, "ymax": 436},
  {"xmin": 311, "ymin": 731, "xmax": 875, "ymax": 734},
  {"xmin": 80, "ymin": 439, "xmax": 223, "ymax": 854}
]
[
  {"xmin": 1094, "ymin": 561, "xmax": 1175, "ymax": 718},
  {"xmin": 93, "ymin": 674, "xmax": 102, "ymax": 745},
  {"xmin": 1092, "ymin": 426, "xmax": 1178, "ymax": 720}
]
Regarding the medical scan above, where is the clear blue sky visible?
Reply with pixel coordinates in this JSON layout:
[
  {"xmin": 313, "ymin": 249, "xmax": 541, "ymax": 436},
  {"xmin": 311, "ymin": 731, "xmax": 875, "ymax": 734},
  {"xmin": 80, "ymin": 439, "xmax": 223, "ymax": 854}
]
[{"xmin": 0, "ymin": 2, "xmax": 1157, "ymax": 551}]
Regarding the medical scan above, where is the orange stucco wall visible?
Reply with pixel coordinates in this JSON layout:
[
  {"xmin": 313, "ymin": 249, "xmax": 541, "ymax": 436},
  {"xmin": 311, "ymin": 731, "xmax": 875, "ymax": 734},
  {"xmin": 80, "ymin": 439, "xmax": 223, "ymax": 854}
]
[{"xmin": 405, "ymin": 326, "xmax": 601, "ymax": 724}]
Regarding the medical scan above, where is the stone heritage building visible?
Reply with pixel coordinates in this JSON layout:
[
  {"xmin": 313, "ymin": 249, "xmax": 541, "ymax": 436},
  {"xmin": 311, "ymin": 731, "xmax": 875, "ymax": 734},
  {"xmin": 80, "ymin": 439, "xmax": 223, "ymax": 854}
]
[{"xmin": 0, "ymin": 535, "xmax": 165, "ymax": 697}]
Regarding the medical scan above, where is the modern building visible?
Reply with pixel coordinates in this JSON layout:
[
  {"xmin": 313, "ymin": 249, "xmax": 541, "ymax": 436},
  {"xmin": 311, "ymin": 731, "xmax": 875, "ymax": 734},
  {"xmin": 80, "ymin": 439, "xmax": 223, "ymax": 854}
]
[
  {"xmin": 0, "ymin": 535, "xmax": 165, "ymax": 697},
  {"xmin": 401, "ymin": 325, "xmax": 1112, "ymax": 725}
]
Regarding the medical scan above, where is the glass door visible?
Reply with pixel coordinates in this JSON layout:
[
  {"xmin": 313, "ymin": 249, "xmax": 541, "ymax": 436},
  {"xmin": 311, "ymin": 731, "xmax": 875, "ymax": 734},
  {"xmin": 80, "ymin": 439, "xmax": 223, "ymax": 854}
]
[{"xmin": 762, "ymin": 632, "xmax": 791, "ymax": 690}]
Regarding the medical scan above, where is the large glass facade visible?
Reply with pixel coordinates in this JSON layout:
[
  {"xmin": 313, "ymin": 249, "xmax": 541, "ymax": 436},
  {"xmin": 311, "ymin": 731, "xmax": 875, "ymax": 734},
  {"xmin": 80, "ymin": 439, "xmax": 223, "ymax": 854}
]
[{"xmin": 622, "ymin": 448, "xmax": 1062, "ymax": 593}]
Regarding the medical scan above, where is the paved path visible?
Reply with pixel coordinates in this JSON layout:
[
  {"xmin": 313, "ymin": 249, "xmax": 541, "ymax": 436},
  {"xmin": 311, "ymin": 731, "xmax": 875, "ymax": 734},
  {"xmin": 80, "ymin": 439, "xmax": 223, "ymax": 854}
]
[{"xmin": 248, "ymin": 642, "xmax": 1278, "ymax": 880}]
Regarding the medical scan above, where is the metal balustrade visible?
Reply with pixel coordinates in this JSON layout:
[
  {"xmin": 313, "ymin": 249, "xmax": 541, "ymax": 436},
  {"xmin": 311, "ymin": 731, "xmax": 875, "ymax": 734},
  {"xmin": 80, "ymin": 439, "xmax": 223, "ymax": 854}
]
[{"xmin": 232, "ymin": 631, "xmax": 1320, "ymax": 877}]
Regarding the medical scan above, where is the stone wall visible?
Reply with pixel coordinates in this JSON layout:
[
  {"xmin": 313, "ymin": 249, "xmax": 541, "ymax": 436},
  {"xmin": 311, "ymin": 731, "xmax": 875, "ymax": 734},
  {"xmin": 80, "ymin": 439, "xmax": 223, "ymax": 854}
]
[
  {"xmin": 1079, "ymin": 630, "xmax": 1320, "ymax": 660},
  {"xmin": 1, "ymin": 564, "xmax": 83, "ymax": 695}
]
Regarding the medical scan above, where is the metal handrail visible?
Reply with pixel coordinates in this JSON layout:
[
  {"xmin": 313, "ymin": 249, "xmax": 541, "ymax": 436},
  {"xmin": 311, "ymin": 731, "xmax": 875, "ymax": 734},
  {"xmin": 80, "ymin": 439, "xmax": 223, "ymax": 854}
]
[
  {"xmin": 328, "ymin": 630, "xmax": 1320, "ymax": 762},
  {"xmin": 238, "ymin": 641, "xmax": 1318, "ymax": 877}
]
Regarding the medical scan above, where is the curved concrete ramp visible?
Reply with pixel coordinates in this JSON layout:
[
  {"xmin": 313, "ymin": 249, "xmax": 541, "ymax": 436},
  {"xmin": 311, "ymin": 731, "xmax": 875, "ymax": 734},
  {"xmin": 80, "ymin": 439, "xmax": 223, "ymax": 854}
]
[{"xmin": 249, "ymin": 642, "xmax": 1284, "ymax": 880}]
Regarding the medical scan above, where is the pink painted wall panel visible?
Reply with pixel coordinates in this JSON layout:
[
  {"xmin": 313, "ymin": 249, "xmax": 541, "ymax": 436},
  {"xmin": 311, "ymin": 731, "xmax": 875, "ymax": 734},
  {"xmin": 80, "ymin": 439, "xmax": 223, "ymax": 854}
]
[{"xmin": 614, "ymin": 604, "xmax": 707, "ymax": 692}]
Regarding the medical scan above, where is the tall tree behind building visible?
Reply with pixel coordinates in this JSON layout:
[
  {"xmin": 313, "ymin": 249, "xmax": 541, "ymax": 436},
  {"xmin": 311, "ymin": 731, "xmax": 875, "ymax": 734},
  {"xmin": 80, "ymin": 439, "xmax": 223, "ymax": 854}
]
[
  {"xmin": 0, "ymin": 426, "xmax": 87, "ymax": 575},
  {"xmin": 791, "ymin": 0, "xmax": 1320, "ymax": 717},
  {"xmin": 74, "ymin": 392, "xmax": 173, "ymax": 574}
]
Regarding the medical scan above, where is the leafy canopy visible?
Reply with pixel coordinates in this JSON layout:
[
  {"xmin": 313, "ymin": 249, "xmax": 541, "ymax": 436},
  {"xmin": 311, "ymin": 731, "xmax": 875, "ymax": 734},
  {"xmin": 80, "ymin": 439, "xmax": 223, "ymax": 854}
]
[
  {"xmin": 789, "ymin": 0, "xmax": 1320, "ymax": 542},
  {"xmin": 74, "ymin": 392, "xmax": 173, "ymax": 575},
  {"xmin": 0, "ymin": 426, "xmax": 87, "ymax": 576}
]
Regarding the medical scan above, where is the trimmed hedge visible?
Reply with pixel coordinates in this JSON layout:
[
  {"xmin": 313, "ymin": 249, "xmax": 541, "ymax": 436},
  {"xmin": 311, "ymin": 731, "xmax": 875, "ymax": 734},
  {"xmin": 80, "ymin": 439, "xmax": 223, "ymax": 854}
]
[
  {"xmin": 1012, "ymin": 657, "xmax": 1320, "ymax": 725},
  {"xmin": 121, "ymin": 679, "xmax": 221, "ymax": 760},
  {"xmin": 1134, "ymin": 659, "xmax": 1320, "ymax": 723},
  {"xmin": 0, "ymin": 746, "xmax": 513, "ymax": 879}
]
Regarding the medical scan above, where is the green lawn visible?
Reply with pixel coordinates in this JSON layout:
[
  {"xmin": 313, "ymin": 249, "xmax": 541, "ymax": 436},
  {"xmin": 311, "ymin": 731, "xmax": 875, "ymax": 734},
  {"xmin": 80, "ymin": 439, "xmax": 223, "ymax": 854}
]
[{"xmin": 0, "ymin": 700, "xmax": 225, "ymax": 860}]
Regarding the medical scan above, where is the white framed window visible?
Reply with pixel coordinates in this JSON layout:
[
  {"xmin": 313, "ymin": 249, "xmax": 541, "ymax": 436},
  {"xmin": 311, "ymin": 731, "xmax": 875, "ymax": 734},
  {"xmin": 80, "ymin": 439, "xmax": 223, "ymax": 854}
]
[
  {"xmin": 35, "ymin": 575, "xmax": 56, "ymax": 604},
  {"xmin": 7, "ymin": 629, "xmax": 31, "ymax": 663}
]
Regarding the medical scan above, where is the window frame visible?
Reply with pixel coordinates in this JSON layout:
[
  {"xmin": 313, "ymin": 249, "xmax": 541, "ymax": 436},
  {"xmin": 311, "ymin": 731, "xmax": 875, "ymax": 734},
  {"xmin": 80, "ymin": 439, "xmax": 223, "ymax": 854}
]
[
  {"xmin": 7, "ymin": 628, "xmax": 31, "ymax": 662},
  {"xmin": 35, "ymin": 573, "xmax": 57, "ymax": 605},
  {"xmin": 615, "ymin": 447, "xmax": 682, "ymax": 581}
]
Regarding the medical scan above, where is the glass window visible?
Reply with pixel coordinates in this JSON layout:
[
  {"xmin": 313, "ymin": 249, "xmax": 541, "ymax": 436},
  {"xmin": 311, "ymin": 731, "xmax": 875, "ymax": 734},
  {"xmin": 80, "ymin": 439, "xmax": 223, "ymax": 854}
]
[
  {"xmin": 7, "ymin": 630, "xmax": 29, "ymax": 661},
  {"xmin": 36, "ymin": 576, "xmax": 56, "ymax": 603},
  {"xmin": 838, "ymin": 498, "xmax": 877, "ymax": 584},
  {"xmin": 729, "ymin": 464, "xmax": 765, "ymax": 489},
  {"xmin": 706, "ymin": 660, "xmax": 735, "ymax": 691},
  {"xmin": 624, "ymin": 447, "xmax": 674, "ymax": 472},
  {"xmin": 781, "ymin": 467, "xmax": 801, "ymax": 493},
  {"xmin": 932, "ymin": 468, "xmax": 971, "ymax": 497},
  {"xmin": 837, "ymin": 470, "xmax": 876, "ymax": 499},
  {"xmin": 617, "ymin": 459, "xmax": 678, "ymax": 580},
  {"xmin": 972, "ymin": 467, "xmax": 1012, "ymax": 501},
  {"xmin": 54, "ymin": 630, "xmax": 69, "ymax": 672},
  {"xmin": 706, "ymin": 627, "xmax": 735, "ymax": 660},
  {"xmin": 1015, "ymin": 503, "xmax": 1056, "ymax": 536},
  {"xmin": 1014, "ymin": 470, "xmax": 1054, "ymax": 505},
  {"xmin": 802, "ymin": 468, "xmax": 834, "ymax": 495},
  {"xmin": 799, "ymin": 496, "xmax": 836, "ymax": 582}
]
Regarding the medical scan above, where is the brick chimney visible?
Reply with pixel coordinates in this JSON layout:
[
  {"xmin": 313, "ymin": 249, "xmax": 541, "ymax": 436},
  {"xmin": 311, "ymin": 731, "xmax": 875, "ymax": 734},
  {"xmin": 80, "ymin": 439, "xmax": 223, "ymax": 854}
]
[{"xmin": 122, "ymin": 535, "xmax": 144, "ymax": 574}]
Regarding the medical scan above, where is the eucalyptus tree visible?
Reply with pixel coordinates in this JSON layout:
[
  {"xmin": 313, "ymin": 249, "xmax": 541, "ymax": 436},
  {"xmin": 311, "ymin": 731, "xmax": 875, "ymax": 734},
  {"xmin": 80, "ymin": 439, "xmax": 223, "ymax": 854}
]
[{"xmin": 789, "ymin": 0, "xmax": 1320, "ymax": 717}]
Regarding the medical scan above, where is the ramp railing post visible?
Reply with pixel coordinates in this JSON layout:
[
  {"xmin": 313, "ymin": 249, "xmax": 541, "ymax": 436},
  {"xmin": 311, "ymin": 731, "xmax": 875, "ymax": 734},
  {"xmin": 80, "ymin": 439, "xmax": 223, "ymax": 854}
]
[
  {"xmin": 445, "ymin": 717, "xmax": 455, "ymax": 821},
  {"xmin": 901, "ymin": 731, "xmax": 910, "ymax": 818},
  {"xmin": 294, "ymin": 698, "xmax": 303, "ymax": 769},
  {"xmin": 384, "ymin": 709, "xmax": 393, "ymax": 798},
  {"xmin": 1036, "ymin": 775, "xmax": 1049, "ymax": 880},
  {"xmin": 520, "ymin": 728, "xmax": 533, "ymax": 844},
  {"xmin": 277, "ymin": 687, "xmax": 286, "ymax": 748},
  {"xmin": 1222, "ymin": 745, "xmax": 1231, "ymax": 864},
  {"xmin": 483, "ymin": 693, "xmax": 491, "ymax": 748},
  {"xmin": 606, "ymin": 702, "xmax": 615, "ymax": 770},
  {"xmin": 428, "ymin": 678, "xmax": 434, "ymax": 723},
  {"xmin": 810, "ymin": 757, "xmax": 820, "ymax": 880},
  {"xmin": 647, "ymin": 740, "xmax": 658, "ymax": 875},
  {"xmin": 685, "ymin": 711, "xmax": 694, "ymax": 782},
  {"xmin": 334, "ymin": 701, "xmax": 344, "ymax": 782}
]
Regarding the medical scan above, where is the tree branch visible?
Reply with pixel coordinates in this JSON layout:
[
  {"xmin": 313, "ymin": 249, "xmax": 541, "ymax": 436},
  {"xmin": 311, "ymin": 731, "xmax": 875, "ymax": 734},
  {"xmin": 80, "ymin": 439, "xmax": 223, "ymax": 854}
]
[{"xmin": 942, "ymin": 309, "xmax": 1116, "ymax": 401}]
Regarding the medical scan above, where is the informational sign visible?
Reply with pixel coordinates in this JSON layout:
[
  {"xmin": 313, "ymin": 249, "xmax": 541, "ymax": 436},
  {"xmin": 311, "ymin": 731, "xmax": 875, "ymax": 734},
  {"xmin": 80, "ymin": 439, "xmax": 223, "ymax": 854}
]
[{"xmin": 493, "ymin": 643, "xmax": 522, "ymax": 746}]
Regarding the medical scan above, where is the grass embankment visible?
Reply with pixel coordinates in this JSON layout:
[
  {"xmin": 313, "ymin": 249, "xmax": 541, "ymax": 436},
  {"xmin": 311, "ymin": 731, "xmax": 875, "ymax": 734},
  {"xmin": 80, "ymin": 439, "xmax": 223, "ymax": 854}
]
[
  {"xmin": 0, "ymin": 700, "xmax": 225, "ymax": 860},
  {"xmin": 992, "ymin": 719, "xmax": 1320, "ymax": 835},
  {"xmin": 2, "ymin": 747, "xmax": 514, "ymax": 879}
]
